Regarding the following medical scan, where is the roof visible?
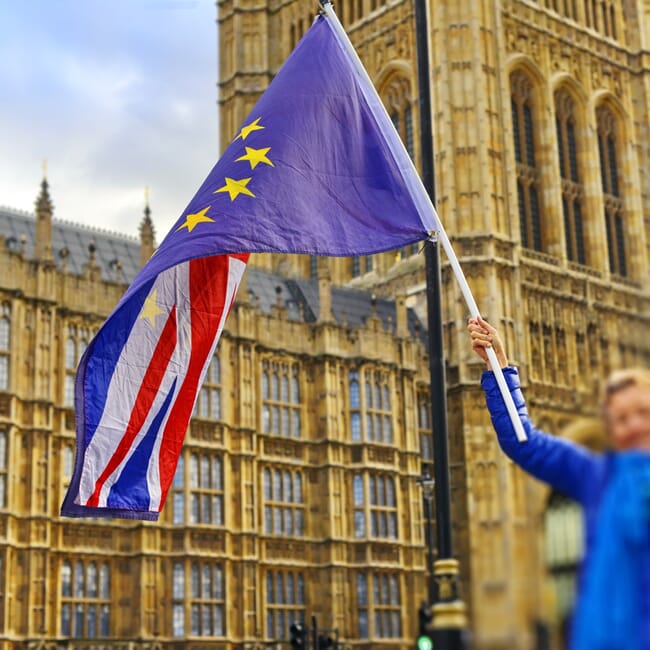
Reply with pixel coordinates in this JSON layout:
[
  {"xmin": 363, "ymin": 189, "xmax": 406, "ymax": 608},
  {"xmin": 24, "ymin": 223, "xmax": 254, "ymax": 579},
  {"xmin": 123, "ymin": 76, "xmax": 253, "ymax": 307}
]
[
  {"xmin": 0, "ymin": 205, "xmax": 425, "ymax": 338},
  {"xmin": 0, "ymin": 206, "xmax": 141, "ymax": 284}
]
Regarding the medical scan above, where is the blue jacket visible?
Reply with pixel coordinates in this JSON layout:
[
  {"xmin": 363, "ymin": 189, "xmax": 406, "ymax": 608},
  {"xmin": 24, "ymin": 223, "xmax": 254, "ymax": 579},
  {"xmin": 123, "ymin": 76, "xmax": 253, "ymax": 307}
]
[{"xmin": 482, "ymin": 367, "xmax": 650, "ymax": 649}]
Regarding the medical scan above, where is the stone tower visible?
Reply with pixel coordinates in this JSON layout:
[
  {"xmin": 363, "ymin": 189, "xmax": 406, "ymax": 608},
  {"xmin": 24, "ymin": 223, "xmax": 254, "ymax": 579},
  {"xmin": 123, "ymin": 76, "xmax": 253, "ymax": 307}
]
[{"xmin": 218, "ymin": 1, "xmax": 650, "ymax": 647}]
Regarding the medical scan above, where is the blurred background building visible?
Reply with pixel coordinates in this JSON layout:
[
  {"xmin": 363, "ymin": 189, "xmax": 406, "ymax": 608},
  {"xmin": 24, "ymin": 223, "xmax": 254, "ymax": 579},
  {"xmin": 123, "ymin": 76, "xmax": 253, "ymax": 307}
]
[{"xmin": 0, "ymin": 1, "xmax": 649, "ymax": 649}]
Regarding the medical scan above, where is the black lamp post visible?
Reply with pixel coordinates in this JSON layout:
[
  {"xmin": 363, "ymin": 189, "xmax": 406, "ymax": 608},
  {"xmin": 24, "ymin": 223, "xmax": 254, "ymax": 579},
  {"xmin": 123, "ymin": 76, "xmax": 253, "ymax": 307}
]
[
  {"xmin": 416, "ymin": 471, "xmax": 436, "ymax": 605},
  {"xmin": 414, "ymin": 0, "xmax": 468, "ymax": 647}
]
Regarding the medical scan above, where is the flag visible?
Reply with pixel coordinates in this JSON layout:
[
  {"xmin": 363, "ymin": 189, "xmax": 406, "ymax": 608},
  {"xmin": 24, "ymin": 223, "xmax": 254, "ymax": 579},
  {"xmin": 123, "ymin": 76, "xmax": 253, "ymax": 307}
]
[{"xmin": 61, "ymin": 12, "xmax": 434, "ymax": 520}]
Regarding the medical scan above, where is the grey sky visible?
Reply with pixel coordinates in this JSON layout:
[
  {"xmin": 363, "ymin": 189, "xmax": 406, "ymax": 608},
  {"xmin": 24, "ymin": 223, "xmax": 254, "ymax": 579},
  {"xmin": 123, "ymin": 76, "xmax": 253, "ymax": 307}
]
[{"xmin": 0, "ymin": 0, "xmax": 220, "ymax": 241}]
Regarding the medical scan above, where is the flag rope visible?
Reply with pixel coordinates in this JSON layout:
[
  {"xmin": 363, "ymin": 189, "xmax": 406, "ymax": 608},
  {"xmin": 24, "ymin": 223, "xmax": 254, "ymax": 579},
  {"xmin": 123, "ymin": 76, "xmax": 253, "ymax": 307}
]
[{"xmin": 320, "ymin": 0, "xmax": 527, "ymax": 442}]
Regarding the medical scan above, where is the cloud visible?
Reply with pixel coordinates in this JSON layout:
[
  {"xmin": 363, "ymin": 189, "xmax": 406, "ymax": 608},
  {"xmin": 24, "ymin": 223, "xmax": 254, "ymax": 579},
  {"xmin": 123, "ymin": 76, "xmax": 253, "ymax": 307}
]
[{"xmin": 0, "ymin": 0, "xmax": 218, "ymax": 240}]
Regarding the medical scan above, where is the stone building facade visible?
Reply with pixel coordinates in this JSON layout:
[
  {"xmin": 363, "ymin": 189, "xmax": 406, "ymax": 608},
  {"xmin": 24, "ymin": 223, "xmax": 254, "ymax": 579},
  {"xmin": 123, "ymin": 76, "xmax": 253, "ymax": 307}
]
[
  {"xmin": 217, "ymin": 0, "xmax": 650, "ymax": 647},
  {"xmin": 0, "ymin": 180, "xmax": 435, "ymax": 650}
]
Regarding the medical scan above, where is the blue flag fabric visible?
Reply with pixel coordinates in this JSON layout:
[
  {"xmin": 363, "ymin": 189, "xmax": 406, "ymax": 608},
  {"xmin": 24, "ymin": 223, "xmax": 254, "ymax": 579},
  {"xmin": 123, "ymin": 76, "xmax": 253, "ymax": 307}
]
[
  {"xmin": 61, "ymin": 12, "xmax": 435, "ymax": 520},
  {"xmin": 137, "ymin": 13, "xmax": 434, "ymax": 293}
]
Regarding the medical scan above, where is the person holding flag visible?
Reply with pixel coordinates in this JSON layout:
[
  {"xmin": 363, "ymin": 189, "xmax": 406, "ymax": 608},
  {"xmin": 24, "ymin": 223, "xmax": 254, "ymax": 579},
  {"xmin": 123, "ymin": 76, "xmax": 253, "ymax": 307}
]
[{"xmin": 468, "ymin": 315, "xmax": 650, "ymax": 649}]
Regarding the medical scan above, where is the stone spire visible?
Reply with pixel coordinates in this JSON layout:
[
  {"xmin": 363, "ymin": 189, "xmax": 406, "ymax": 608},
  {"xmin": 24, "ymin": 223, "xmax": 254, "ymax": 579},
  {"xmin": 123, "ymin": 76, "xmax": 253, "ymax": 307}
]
[
  {"xmin": 34, "ymin": 162, "xmax": 53, "ymax": 261},
  {"xmin": 139, "ymin": 188, "xmax": 156, "ymax": 267}
]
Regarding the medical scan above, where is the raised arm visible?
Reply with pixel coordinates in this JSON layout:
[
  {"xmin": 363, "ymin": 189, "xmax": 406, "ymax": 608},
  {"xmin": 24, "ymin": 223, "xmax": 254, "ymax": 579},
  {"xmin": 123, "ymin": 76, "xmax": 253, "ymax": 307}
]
[{"xmin": 468, "ymin": 317, "xmax": 604, "ymax": 503}]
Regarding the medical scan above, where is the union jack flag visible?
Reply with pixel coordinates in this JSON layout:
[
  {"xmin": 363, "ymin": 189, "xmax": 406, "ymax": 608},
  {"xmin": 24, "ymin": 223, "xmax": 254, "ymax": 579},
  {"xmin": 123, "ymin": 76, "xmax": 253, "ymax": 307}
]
[{"xmin": 62, "ymin": 254, "xmax": 247, "ymax": 519}]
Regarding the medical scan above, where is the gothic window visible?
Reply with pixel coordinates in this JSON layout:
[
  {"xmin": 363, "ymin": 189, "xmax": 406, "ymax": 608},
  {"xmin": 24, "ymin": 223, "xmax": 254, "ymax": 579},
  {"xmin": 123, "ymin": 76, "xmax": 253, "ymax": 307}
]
[
  {"xmin": 352, "ymin": 472, "xmax": 398, "ymax": 540},
  {"xmin": 356, "ymin": 572, "xmax": 401, "ymax": 639},
  {"xmin": 188, "ymin": 453, "xmax": 224, "ymax": 525},
  {"xmin": 585, "ymin": 1, "xmax": 618, "ymax": 38},
  {"xmin": 64, "ymin": 324, "xmax": 90, "ymax": 407},
  {"xmin": 62, "ymin": 443, "xmax": 74, "ymax": 493},
  {"xmin": 266, "ymin": 569, "xmax": 306, "ymax": 639},
  {"xmin": 263, "ymin": 468, "xmax": 305, "ymax": 536},
  {"xmin": 0, "ymin": 430, "xmax": 6, "ymax": 509},
  {"xmin": 261, "ymin": 360, "xmax": 302, "ymax": 437},
  {"xmin": 0, "ymin": 304, "xmax": 10, "ymax": 391},
  {"xmin": 190, "ymin": 563, "xmax": 225, "ymax": 636},
  {"xmin": 365, "ymin": 371, "xmax": 392, "ymax": 443},
  {"xmin": 289, "ymin": 16, "xmax": 310, "ymax": 50},
  {"xmin": 555, "ymin": 89, "xmax": 586, "ymax": 265},
  {"xmin": 418, "ymin": 393, "xmax": 433, "ymax": 469},
  {"xmin": 290, "ymin": 22, "xmax": 298, "ymax": 49},
  {"xmin": 350, "ymin": 370, "xmax": 362, "ymax": 441},
  {"xmin": 383, "ymin": 75, "xmax": 414, "ymax": 160},
  {"xmin": 544, "ymin": 0, "xmax": 578, "ymax": 20},
  {"xmin": 173, "ymin": 562, "xmax": 185, "ymax": 636},
  {"xmin": 172, "ymin": 561, "xmax": 225, "ymax": 637},
  {"xmin": 596, "ymin": 106, "xmax": 626, "ymax": 276},
  {"xmin": 353, "ymin": 0, "xmax": 363, "ymax": 23},
  {"xmin": 172, "ymin": 454, "xmax": 185, "ymax": 525},
  {"xmin": 608, "ymin": 3, "xmax": 617, "ymax": 39},
  {"xmin": 351, "ymin": 256, "xmax": 374, "ymax": 277},
  {"xmin": 382, "ymin": 75, "xmax": 416, "ymax": 259},
  {"xmin": 510, "ymin": 71, "xmax": 543, "ymax": 252},
  {"xmin": 348, "ymin": 368, "xmax": 393, "ymax": 443},
  {"xmin": 544, "ymin": 492, "xmax": 583, "ymax": 633},
  {"xmin": 194, "ymin": 353, "xmax": 222, "ymax": 419},
  {"xmin": 60, "ymin": 560, "xmax": 110, "ymax": 638}
]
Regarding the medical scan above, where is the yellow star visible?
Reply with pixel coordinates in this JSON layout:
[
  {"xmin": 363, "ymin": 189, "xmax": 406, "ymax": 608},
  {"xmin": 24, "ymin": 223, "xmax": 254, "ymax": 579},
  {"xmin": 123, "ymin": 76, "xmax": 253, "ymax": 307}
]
[
  {"xmin": 214, "ymin": 177, "xmax": 256, "ymax": 201},
  {"xmin": 235, "ymin": 117, "xmax": 264, "ymax": 141},
  {"xmin": 176, "ymin": 207, "xmax": 215, "ymax": 233},
  {"xmin": 140, "ymin": 290, "xmax": 164, "ymax": 327},
  {"xmin": 236, "ymin": 146, "xmax": 274, "ymax": 170}
]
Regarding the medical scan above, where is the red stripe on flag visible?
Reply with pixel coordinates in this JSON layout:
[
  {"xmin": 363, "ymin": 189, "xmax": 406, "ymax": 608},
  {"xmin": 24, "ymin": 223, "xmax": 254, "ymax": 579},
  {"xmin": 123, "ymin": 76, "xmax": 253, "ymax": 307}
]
[
  {"xmin": 156, "ymin": 254, "xmax": 248, "ymax": 508},
  {"xmin": 85, "ymin": 305, "xmax": 178, "ymax": 507}
]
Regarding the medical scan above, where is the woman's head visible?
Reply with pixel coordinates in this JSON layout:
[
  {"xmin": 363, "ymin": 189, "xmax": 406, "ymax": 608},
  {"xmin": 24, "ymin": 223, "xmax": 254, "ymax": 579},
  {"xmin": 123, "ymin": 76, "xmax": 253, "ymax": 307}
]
[{"xmin": 601, "ymin": 368, "xmax": 650, "ymax": 451}]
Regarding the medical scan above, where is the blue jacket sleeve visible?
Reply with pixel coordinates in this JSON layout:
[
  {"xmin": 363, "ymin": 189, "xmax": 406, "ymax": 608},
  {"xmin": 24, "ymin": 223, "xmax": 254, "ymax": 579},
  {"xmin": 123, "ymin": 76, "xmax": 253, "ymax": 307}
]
[{"xmin": 481, "ymin": 367, "xmax": 603, "ymax": 504}]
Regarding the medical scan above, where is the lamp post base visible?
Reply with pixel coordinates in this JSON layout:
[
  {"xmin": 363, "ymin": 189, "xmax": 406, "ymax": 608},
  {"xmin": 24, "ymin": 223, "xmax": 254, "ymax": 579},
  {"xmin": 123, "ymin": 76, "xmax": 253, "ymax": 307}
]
[{"xmin": 431, "ymin": 559, "xmax": 468, "ymax": 649}]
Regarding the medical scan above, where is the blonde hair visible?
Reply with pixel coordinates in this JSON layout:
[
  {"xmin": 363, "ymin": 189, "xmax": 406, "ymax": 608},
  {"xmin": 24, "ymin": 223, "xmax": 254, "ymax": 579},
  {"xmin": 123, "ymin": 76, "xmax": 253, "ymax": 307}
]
[
  {"xmin": 602, "ymin": 367, "xmax": 650, "ymax": 402},
  {"xmin": 600, "ymin": 368, "xmax": 650, "ymax": 426}
]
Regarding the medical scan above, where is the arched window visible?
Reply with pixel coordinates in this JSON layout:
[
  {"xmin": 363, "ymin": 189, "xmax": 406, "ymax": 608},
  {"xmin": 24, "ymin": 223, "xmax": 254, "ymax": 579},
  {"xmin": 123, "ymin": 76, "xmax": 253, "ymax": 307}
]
[
  {"xmin": 382, "ymin": 74, "xmax": 416, "ymax": 259},
  {"xmin": 555, "ymin": 89, "xmax": 586, "ymax": 264},
  {"xmin": 0, "ymin": 304, "xmax": 10, "ymax": 391},
  {"xmin": 173, "ymin": 562, "xmax": 185, "ymax": 636},
  {"xmin": 263, "ymin": 467, "xmax": 305, "ymax": 536},
  {"xmin": 190, "ymin": 561, "xmax": 225, "ymax": 635},
  {"xmin": 63, "ymin": 324, "xmax": 91, "ymax": 407},
  {"xmin": 266, "ymin": 569, "xmax": 305, "ymax": 638},
  {"xmin": 60, "ymin": 560, "xmax": 110, "ymax": 637},
  {"xmin": 356, "ymin": 571, "xmax": 401, "ymax": 638},
  {"xmin": 187, "ymin": 453, "xmax": 224, "ymax": 525},
  {"xmin": 596, "ymin": 106, "xmax": 626, "ymax": 276},
  {"xmin": 0, "ymin": 430, "xmax": 7, "ymax": 508},
  {"xmin": 194, "ymin": 352, "xmax": 222, "ymax": 419},
  {"xmin": 261, "ymin": 360, "xmax": 302, "ymax": 437},
  {"xmin": 349, "ymin": 368, "xmax": 393, "ymax": 443},
  {"xmin": 383, "ymin": 75, "xmax": 414, "ymax": 159},
  {"xmin": 511, "ymin": 71, "xmax": 543, "ymax": 252},
  {"xmin": 353, "ymin": 472, "xmax": 398, "ymax": 540}
]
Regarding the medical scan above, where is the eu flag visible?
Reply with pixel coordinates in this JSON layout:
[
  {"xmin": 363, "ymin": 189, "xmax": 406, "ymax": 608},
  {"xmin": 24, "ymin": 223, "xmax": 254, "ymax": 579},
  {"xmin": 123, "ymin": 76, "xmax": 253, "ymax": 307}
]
[{"xmin": 61, "ymin": 12, "xmax": 434, "ymax": 520}]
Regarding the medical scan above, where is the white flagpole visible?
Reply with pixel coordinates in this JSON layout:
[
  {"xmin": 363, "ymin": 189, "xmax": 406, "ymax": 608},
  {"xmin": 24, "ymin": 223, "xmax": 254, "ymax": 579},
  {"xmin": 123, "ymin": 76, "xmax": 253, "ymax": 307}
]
[{"xmin": 321, "ymin": 1, "xmax": 527, "ymax": 442}]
